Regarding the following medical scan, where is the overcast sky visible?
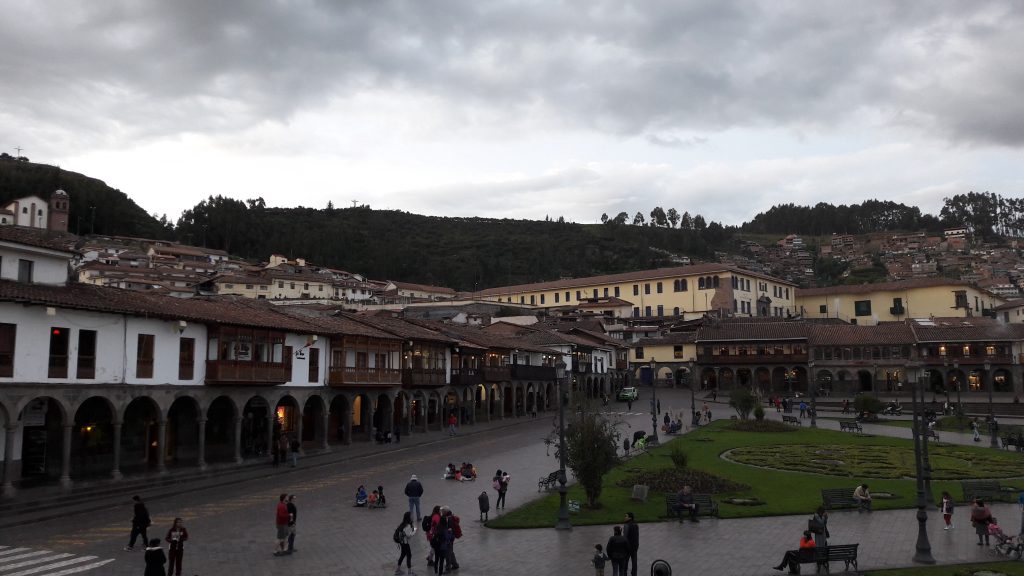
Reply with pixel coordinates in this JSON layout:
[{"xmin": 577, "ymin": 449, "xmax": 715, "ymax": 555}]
[{"xmin": 3, "ymin": 1, "xmax": 1022, "ymax": 225}]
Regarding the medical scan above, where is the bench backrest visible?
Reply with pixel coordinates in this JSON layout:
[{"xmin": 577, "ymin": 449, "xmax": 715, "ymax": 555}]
[{"xmin": 817, "ymin": 544, "xmax": 858, "ymax": 560}]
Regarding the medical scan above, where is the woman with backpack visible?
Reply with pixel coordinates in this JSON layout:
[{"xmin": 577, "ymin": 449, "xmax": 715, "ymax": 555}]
[
  {"xmin": 393, "ymin": 511, "xmax": 416, "ymax": 575},
  {"xmin": 493, "ymin": 470, "xmax": 509, "ymax": 510}
]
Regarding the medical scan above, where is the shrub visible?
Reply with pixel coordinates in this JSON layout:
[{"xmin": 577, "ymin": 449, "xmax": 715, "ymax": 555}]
[
  {"xmin": 728, "ymin": 420, "xmax": 799, "ymax": 433},
  {"xmin": 729, "ymin": 388, "xmax": 758, "ymax": 420},
  {"xmin": 669, "ymin": 446, "xmax": 688, "ymax": 470},
  {"xmin": 616, "ymin": 468, "xmax": 750, "ymax": 494},
  {"xmin": 853, "ymin": 394, "xmax": 882, "ymax": 415},
  {"xmin": 936, "ymin": 415, "xmax": 972, "ymax": 431},
  {"xmin": 754, "ymin": 405, "xmax": 765, "ymax": 421}
]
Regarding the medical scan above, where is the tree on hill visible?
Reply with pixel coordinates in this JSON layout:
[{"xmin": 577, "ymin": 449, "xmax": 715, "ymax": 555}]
[
  {"xmin": 633, "ymin": 212, "xmax": 645, "ymax": 226},
  {"xmin": 667, "ymin": 208, "xmax": 680, "ymax": 228}
]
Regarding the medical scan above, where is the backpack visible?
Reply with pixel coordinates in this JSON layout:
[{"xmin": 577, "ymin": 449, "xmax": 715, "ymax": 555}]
[
  {"xmin": 451, "ymin": 515, "xmax": 462, "ymax": 539},
  {"xmin": 493, "ymin": 479, "xmax": 501, "ymax": 491},
  {"xmin": 421, "ymin": 515, "xmax": 432, "ymax": 532},
  {"xmin": 393, "ymin": 524, "xmax": 404, "ymax": 544}
]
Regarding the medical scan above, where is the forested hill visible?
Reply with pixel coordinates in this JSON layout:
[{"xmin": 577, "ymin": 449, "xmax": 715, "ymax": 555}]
[
  {"xmin": 0, "ymin": 156, "xmax": 171, "ymax": 239},
  {"xmin": 175, "ymin": 197, "xmax": 727, "ymax": 291}
]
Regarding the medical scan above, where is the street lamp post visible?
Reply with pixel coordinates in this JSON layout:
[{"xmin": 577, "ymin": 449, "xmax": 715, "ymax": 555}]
[
  {"xmin": 554, "ymin": 361, "xmax": 571, "ymax": 530},
  {"xmin": 985, "ymin": 361, "xmax": 997, "ymax": 448},
  {"xmin": 649, "ymin": 360, "xmax": 659, "ymax": 444},
  {"xmin": 952, "ymin": 360, "xmax": 961, "ymax": 415},
  {"xmin": 809, "ymin": 361, "xmax": 817, "ymax": 429},
  {"xmin": 915, "ymin": 367, "xmax": 935, "ymax": 507},
  {"xmin": 909, "ymin": 362, "xmax": 935, "ymax": 564},
  {"xmin": 687, "ymin": 360, "xmax": 696, "ymax": 426}
]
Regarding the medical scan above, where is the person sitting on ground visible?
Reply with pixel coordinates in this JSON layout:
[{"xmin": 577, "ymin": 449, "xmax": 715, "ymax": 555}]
[
  {"xmin": 368, "ymin": 489, "xmax": 380, "ymax": 507},
  {"xmin": 853, "ymin": 483, "xmax": 872, "ymax": 513},
  {"xmin": 460, "ymin": 463, "xmax": 475, "ymax": 481},
  {"xmin": 355, "ymin": 485, "xmax": 368, "ymax": 507},
  {"xmin": 673, "ymin": 485, "xmax": 700, "ymax": 523},
  {"xmin": 444, "ymin": 463, "xmax": 457, "ymax": 480},
  {"xmin": 772, "ymin": 530, "xmax": 816, "ymax": 573}
]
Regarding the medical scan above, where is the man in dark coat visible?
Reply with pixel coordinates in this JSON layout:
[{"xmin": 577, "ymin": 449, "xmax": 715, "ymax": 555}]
[
  {"xmin": 404, "ymin": 474, "xmax": 424, "ymax": 521},
  {"xmin": 606, "ymin": 526, "xmax": 630, "ymax": 576},
  {"xmin": 624, "ymin": 512, "xmax": 639, "ymax": 576},
  {"xmin": 125, "ymin": 495, "xmax": 151, "ymax": 551}
]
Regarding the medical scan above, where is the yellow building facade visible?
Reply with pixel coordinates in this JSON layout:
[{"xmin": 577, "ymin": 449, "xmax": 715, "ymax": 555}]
[
  {"xmin": 797, "ymin": 278, "xmax": 1005, "ymax": 326},
  {"xmin": 477, "ymin": 264, "xmax": 797, "ymax": 320}
]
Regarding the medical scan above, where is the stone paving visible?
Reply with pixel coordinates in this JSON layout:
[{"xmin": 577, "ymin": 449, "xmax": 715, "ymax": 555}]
[{"xmin": 0, "ymin": 389, "xmax": 1021, "ymax": 576}]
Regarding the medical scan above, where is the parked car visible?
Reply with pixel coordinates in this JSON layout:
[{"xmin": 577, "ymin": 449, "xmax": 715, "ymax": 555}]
[{"xmin": 617, "ymin": 387, "xmax": 638, "ymax": 401}]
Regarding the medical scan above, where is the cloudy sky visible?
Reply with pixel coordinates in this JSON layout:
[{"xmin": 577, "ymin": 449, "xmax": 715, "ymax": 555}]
[{"xmin": 3, "ymin": 1, "xmax": 1023, "ymax": 225}]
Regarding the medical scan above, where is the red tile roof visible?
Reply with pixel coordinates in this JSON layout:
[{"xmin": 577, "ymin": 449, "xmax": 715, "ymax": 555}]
[
  {"xmin": 0, "ymin": 225, "xmax": 77, "ymax": 253},
  {"xmin": 697, "ymin": 322, "xmax": 809, "ymax": 342},
  {"xmin": 808, "ymin": 323, "xmax": 916, "ymax": 345}
]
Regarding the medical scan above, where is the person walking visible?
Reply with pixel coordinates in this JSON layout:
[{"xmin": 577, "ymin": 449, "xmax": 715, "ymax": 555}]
[
  {"xmin": 286, "ymin": 495, "xmax": 298, "ymax": 553},
  {"xmin": 442, "ymin": 507, "xmax": 462, "ymax": 571},
  {"xmin": 394, "ymin": 511, "xmax": 416, "ymax": 575},
  {"xmin": 164, "ymin": 517, "xmax": 189, "ymax": 576},
  {"xmin": 941, "ymin": 491, "xmax": 955, "ymax": 530},
  {"xmin": 124, "ymin": 495, "xmax": 151, "ymax": 551},
  {"xmin": 810, "ymin": 506, "xmax": 829, "ymax": 547},
  {"xmin": 624, "ymin": 512, "xmax": 639, "ymax": 576},
  {"xmin": 274, "ymin": 493, "xmax": 290, "ymax": 556},
  {"xmin": 448, "ymin": 413, "xmax": 458, "ymax": 436},
  {"xmin": 478, "ymin": 491, "xmax": 490, "ymax": 522},
  {"xmin": 143, "ymin": 538, "xmax": 166, "ymax": 576},
  {"xmin": 605, "ymin": 526, "xmax": 630, "ymax": 576},
  {"xmin": 970, "ymin": 499, "xmax": 993, "ymax": 546},
  {"xmin": 971, "ymin": 418, "xmax": 981, "ymax": 442},
  {"xmin": 404, "ymin": 474, "xmax": 424, "ymax": 521},
  {"xmin": 799, "ymin": 401, "xmax": 808, "ymax": 418}
]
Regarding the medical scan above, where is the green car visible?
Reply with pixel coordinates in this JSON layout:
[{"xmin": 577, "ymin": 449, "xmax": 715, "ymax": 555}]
[{"xmin": 617, "ymin": 387, "xmax": 638, "ymax": 401}]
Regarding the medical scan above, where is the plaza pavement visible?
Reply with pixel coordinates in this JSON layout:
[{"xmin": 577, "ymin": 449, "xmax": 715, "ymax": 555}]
[{"xmin": 0, "ymin": 390, "xmax": 1022, "ymax": 576}]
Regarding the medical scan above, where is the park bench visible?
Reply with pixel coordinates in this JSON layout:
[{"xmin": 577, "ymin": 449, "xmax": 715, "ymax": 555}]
[
  {"xmin": 663, "ymin": 493, "xmax": 719, "ymax": 519},
  {"xmin": 785, "ymin": 544, "xmax": 859, "ymax": 574},
  {"xmin": 537, "ymin": 471, "xmax": 560, "ymax": 492},
  {"xmin": 821, "ymin": 488, "xmax": 858, "ymax": 510},
  {"xmin": 838, "ymin": 421, "xmax": 862, "ymax": 434},
  {"xmin": 961, "ymin": 480, "xmax": 1017, "ymax": 503},
  {"xmin": 782, "ymin": 415, "xmax": 802, "ymax": 426},
  {"xmin": 1000, "ymin": 436, "xmax": 1023, "ymax": 452}
]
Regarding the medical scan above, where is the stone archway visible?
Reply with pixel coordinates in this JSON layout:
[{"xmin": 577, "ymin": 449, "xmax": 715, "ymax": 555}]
[
  {"xmin": 857, "ymin": 370, "xmax": 873, "ymax": 393},
  {"xmin": 241, "ymin": 395, "xmax": 271, "ymax": 458},
  {"xmin": 718, "ymin": 368, "xmax": 734, "ymax": 390},
  {"xmin": 700, "ymin": 368, "xmax": 717, "ymax": 390},
  {"xmin": 205, "ymin": 395, "xmax": 237, "ymax": 463},
  {"xmin": 167, "ymin": 396, "xmax": 201, "ymax": 468},
  {"xmin": 444, "ymin": 390, "xmax": 460, "ymax": 426},
  {"xmin": 525, "ymin": 384, "xmax": 536, "ymax": 416},
  {"xmin": 427, "ymin": 392, "xmax": 441, "ymax": 430},
  {"xmin": 993, "ymin": 369, "xmax": 1013, "ymax": 393},
  {"xmin": 328, "ymin": 395, "xmax": 351, "ymax": 446},
  {"xmin": 394, "ymin": 392, "xmax": 410, "ymax": 436},
  {"xmin": 373, "ymin": 393, "xmax": 392, "ymax": 441},
  {"xmin": 71, "ymin": 396, "xmax": 115, "ymax": 480},
  {"xmin": 121, "ymin": 396, "xmax": 162, "ymax": 474},
  {"xmin": 489, "ymin": 384, "xmax": 501, "ymax": 418},
  {"xmin": 302, "ymin": 395, "xmax": 326, "ymax": 448},
  {"xmin": 474, "ymin": 385, "xmax": 487, "ymax": 422},
  {"xmin": 352, "ymin": 394, "xmax": 372, "ymax": 441}
]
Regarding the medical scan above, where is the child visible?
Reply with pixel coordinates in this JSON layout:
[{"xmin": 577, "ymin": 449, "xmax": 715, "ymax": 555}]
[
  {"xmin": 940, "ymin": 491, "xmax": 955, "ymax": 530},
  {"xmin": 592, "ymin": 543, "xmax": 608, "ymax": 576}
]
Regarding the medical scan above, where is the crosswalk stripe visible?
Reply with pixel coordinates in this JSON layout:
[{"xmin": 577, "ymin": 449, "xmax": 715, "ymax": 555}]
[
  {"xmin": 0, "ymin": 551, "xmax": 28, "ymax": 559},
  {"xmin": 0, "ymin": 552, "xmax": 52, "ymax": 564},
  {"xmin": 37, "ymin": 559, "xmax": 114, "ymax": 576},
  {"xmin": 5, "ymin": 556, "xmax": 98, "ymax": 576},
  {"xmin": 0, "ymin": 553, "xmax": 73, "ymax": 572}
]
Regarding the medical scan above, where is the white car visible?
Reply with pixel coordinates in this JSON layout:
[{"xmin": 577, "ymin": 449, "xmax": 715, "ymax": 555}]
[{"xmin": 617, "ymin": 387, "xmax": 639, "ymax": 401}]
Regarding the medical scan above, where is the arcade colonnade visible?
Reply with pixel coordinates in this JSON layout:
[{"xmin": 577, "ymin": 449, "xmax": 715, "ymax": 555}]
[{"xmin": 0, "ymin": 379, "xmax": 558, "ymax": 493}]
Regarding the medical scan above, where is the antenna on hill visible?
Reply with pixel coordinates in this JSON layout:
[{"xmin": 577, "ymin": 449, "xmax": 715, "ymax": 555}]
[
  {"xmin": 15, "ymin": 146, "xmax": 23, "ymax": 156},
  {"xmin": 351, "ymin": 199, "xmax": 359, "ymax": 208}
]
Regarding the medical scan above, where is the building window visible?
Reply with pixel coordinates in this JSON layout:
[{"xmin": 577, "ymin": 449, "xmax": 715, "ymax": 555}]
[
  {"xmin": 784, "ymin": 288, "xmax": 789, "ymax": 299},
  {"xmin": 635, "ymin": 347, "xmax": 644, "ymax": 359},
  {"xmin": 48, "ymin": 327, "xmax": 70, "ymax": 378},
  {"xmin": 854, "ymin": 300, "xmax": 872, "ymax": 317},
  {"xmin": 633, "ymin": 307, "xmax": 640, "ymax": 317},
  {"xmin": 554, "ymin": 293, "xmax": 560, "ymax": 303},
  {"xmin": 644, "ymin": 306, "xmax": 652, "ymax": 316},
  {"xmin": 657, "ymin": 305, "xmax": 664, "ymax": 316},
  {"xmin": 656, "ymin": 282, "xmax": 663, "ymax": 293},
  {"xmin": 0, "ymin": 323, "xmax": 15, "ymax": 377},
  {"xmin": 633, "ymin": 285, "xmax": 639, "ymax": 296},
  {"xmin": 614, "ymin": 286, "xmax": 620, "ymax": 297},
  {"xmin": 520, "ymin": 296, "xmax": 525, "ymax": 304},
  {"xmin": 245, "ymin": 284, "xmax": 254, "ymax": 289},
  {"xmin": 17, "ymin": 259, "xmax": 33, "ymax": 283},
  {"xmin": 530, "ymin": 295, "xmax": 535, "ymax": 305},
  {"xmin": 76, "ymin": 330, "xmax": 97, "ymax": 379},
  {"xmin": 953, "ymin": 290, "xmax": 968, "ymax": 309},
  {"xmin": 593, "ymin": 289, "xmax": 598, "ymax": 298},
  {"xmin": 819, "ymin": 304, "xmax": 827, "ymax": 314},
  {"xmin": 540, "ymin": 294, "xmax": 545, "ymax": 304},
  {"xmin": 565, "ymin": 291, "xmax": 570, "ymax": 302},
  {"xmin": 644, "ymin": 283, "xmax": 651, "ymax": 295},
  {"xmin": 136, "ymin": 334, "xmax": 155, "ymax": 378},
  {"xmin": 673, "ymin": 345, "xmax": 683, "ymax": 358},
  {"xmin": 308, "ymin": 347, "xmax": 320, "ymax": 383},
  {"xmin": 604, "ymin": 287, "xmax": 609, "ymax": 297},
  {"xmin": 698, "ymin": 277, "xmax": 705, "ymax": 290},
  {"xmin": 179, "ymin": 337, "xmax": 195, "ymax": 380},
  {"xmin": 304, "ymin": 283, "xmax": 309, "ymax": 290},
  {"xmin": 576, "ymin": 290, "xmax": 581, "ymax": 301}
]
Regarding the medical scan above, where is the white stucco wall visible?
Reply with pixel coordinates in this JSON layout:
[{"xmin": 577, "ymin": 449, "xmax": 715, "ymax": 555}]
[
  {"xmin": 285, "ymin": 333, "xmax": 327, "ymax": 386},
  {"xmin": 0, "ymin": 244, "xmax": 70, "ymax": 285}
]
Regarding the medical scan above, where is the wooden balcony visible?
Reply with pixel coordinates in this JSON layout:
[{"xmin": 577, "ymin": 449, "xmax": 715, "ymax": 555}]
[
  {"xmin": 923, "ymin": 355, "xmax": 1016, "ymax": 367},
  {"xmin": 402, "ymin": 368, "xmax": 447, "ymax": 388},
  {"xmin": 482, "ymin": 366, "xmax": 512, "ymax": 382},
  {"xmin": 510, "ymin": 364, "xmax": 556, "ymax": 380},
  {"xmin": 572, "ymin": 360, "xmax": 592, "ymax": 374},
  {"xmin": 205, "ymin": 360, "xmax": 290, "ymax": 384},
  {"xmin": 451, "ymin": 368, "xmax": 483, "ymax": 386},
  {"xmin": 697, "ymin": 352, "xmax": 808, "ymax": 365},
  {"xmin": 615, "ymin": 359, "xmax": 628, "ymax": 371},
  {"xmin": 328, "ymin": 367, "xmax": 402, "ymax": 388}
]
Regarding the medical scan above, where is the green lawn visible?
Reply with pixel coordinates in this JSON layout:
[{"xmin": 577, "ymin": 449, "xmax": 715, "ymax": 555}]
[
  {"xmin": 488, "ymin": 421, "xmax": 1024, "ymax": 529},
  {"xmin": 861, "ymin": 562, "xmax": 1024, "ymax": 576}
]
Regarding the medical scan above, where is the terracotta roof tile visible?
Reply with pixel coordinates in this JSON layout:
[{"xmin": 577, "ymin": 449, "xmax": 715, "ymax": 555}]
[
  {"xmin": 697, "ymin": 322, "xmax": 809, "ymax": 342},
  {"xmin": 0, "ymin": 225, "xmax": 77, "ymax": 253},
  {"xmin": 808, "ymin": 323, "xmax": 916, "ymax": 345}
]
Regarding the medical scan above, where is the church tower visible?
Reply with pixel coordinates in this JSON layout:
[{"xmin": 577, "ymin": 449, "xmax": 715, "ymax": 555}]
[{"xmin": 48, "ymin": 189, "xmax": 69, "ymax": 232}]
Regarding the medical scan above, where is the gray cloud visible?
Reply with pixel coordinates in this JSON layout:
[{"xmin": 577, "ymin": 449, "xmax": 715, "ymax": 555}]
[{"xmin": 3, "ymin": 0, "xmax": 1024, "ymax": 152}]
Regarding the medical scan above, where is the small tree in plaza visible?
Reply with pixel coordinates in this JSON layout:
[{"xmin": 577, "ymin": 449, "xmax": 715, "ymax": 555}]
[
  {"xmin": 552, "ymin": 399, "xmax": 621, "ymax": 508},
  {"xmin": 729, "ymin": 388, "xmax": 758, "ymax": 420}
]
